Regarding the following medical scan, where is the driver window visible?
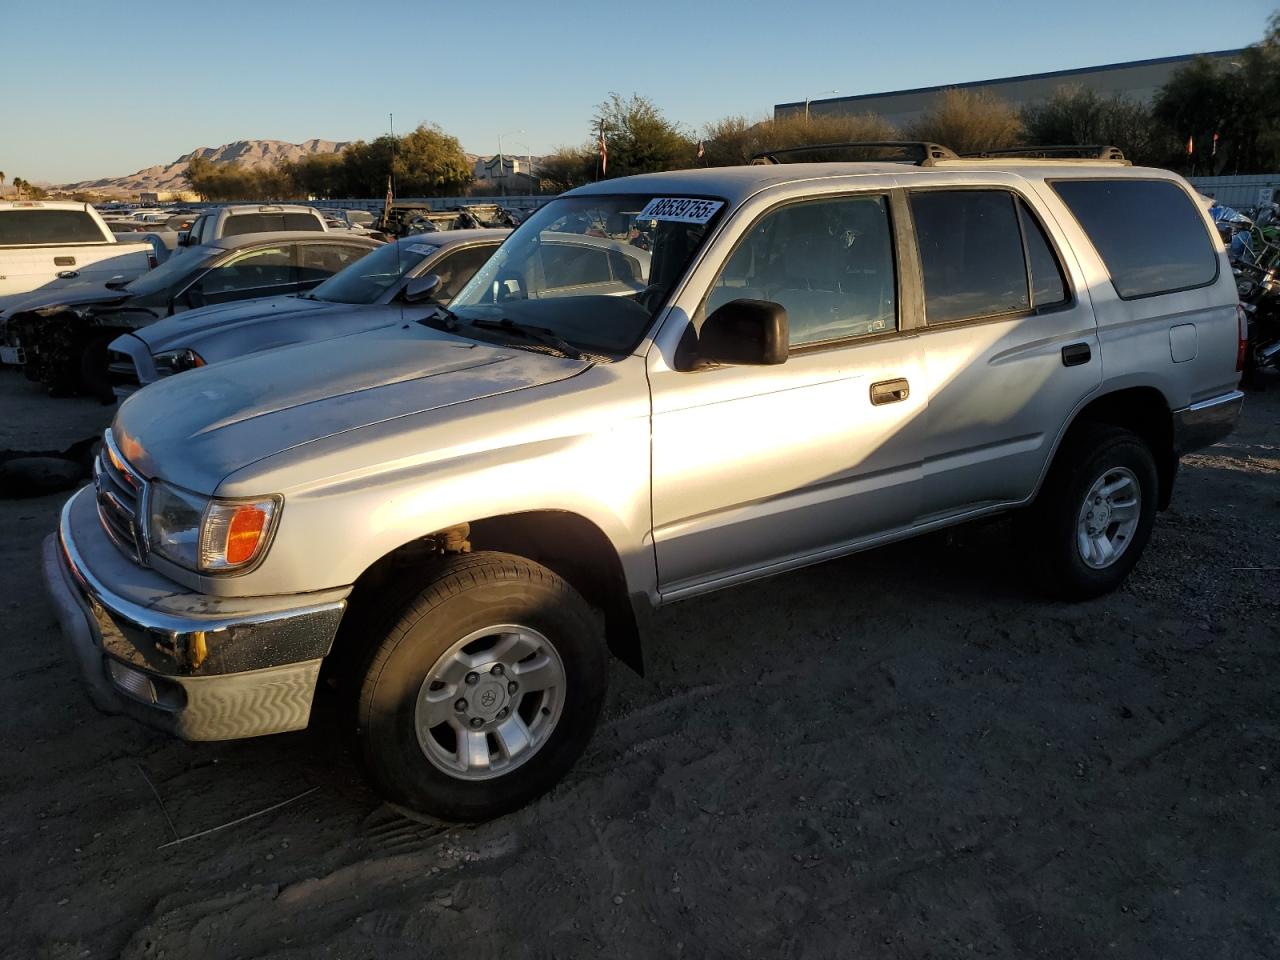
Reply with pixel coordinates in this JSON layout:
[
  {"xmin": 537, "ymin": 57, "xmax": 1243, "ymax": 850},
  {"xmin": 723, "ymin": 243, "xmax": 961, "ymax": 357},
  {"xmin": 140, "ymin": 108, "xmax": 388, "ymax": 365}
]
[
  {"xmin": 204, "ymin": 247, "xmax": 294, "ymax": 295},
  {"xmin": 706, "ymin": 195, "xmax": 898, "ymax": 347},
  {"xmin": 428, "ymin": 244, "xmax": 499, "ymax": 302}
]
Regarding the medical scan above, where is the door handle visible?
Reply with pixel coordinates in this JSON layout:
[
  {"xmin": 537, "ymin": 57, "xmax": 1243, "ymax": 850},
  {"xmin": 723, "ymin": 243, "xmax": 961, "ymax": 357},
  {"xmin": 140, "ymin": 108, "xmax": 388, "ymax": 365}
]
[
  {"xmin": 870, "ymin": 378, "xmax": 910, "ymax": 405},
  {"xmin": 1061, "ymin": 342, "xmax": 1092, "ymax": 367},
  {"xmin": 54, "ymin": 256, "xmax": 76, "ymax": 267}
]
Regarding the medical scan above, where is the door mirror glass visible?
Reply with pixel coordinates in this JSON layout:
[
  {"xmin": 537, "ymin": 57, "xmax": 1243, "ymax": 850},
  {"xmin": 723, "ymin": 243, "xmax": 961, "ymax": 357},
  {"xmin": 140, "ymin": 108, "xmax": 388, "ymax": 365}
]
[
  {"xmin": 177, "ymin": 231, "xmax": 191, "ymax": 247},
  {"xmin": 697, "ymin": 299, "xmax": 789, "ymax": 366},
  {"xmin": 403, "ymin": 273, "xmax": 442, "ymax": 303}
]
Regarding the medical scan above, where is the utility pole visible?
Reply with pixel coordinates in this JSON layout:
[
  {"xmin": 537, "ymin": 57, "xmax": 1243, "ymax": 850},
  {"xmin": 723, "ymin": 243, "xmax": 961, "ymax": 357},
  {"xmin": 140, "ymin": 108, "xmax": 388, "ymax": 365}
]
[{"xmin": 804, "ymin": 89, "xmax": 838, "ymax": 121}]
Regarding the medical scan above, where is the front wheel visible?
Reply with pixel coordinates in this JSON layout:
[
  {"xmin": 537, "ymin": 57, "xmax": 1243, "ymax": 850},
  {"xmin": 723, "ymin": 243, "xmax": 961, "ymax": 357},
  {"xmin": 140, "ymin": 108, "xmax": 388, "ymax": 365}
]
[
  {"xmin": 1022, "ymin": 425, "xmax": 1158, "ymax": 600},
  {"xmin": 356, "ymin": 552, "xmax": 607, "ymax": 821}
]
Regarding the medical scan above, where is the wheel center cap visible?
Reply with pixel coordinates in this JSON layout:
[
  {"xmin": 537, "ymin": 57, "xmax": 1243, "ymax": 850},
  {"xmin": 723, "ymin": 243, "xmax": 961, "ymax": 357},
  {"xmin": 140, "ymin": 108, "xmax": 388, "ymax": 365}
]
[
  {"xmin": 1094, "ymin": 501, "xmax": 1112, "ymax": 530},
  {"xmin": 473, "ymin": 680, "xmax": 506, "ymax": 718}
]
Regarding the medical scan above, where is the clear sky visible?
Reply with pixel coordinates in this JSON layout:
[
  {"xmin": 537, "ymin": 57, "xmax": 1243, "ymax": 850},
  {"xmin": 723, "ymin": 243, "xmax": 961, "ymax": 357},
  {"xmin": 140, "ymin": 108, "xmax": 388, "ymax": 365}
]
[{"xmin": 0, "ymin": 0, "xmax": 1270, "ymax": 184}]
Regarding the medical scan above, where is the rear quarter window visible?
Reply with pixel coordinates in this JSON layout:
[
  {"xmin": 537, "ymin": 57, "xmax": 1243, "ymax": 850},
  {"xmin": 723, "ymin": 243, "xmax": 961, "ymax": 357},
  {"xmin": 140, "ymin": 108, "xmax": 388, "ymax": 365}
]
[
  {"xmin": 1051, "ymin": 179, "xmax": 1218, "ymax": 299},
  {"xmin": 0, "ymin": 210, "xmax": 105, "ymax": 245}
]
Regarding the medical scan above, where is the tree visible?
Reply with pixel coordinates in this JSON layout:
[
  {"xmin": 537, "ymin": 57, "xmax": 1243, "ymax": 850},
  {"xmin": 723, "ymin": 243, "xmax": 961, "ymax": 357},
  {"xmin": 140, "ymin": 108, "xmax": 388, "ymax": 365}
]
[
  {"xmin": 284, "ymin": 152, "xmax": 346, "ymax": 199},
  {"xmin": 906, "ymin": 88, "xmax": 1023, "ymax": 154},
  {"xmin": 701, "ymin": 111, "xmax": 900, "ymax": 165},
  {"xmin": 343, "ymin": 124, "xmax": 472, "ymax": 197},
  {"xmin": 1022, "ymin": 85, "xmax": 1169, "ymax": 166},
  {"xmin": 536, "ymin": 146, "xmax": 594, "ymax": 193},
  {"xmin": 185, "ymin": 157, "xmax": 297, "ymax": 201},
  {"xmin": 594, "ymin": 93, "xmax": 696, "ymax": 178}
]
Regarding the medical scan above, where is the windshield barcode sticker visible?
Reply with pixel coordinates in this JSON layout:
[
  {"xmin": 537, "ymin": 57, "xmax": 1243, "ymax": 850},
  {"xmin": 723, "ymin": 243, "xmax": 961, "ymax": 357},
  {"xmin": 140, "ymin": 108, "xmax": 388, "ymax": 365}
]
[
  {"xmin": 406, "ymin": 243, "xmax": 437, "ymax": 255},
  {"xmin": 634, "ymin": 198, "xmax": 724, "ymax": 224}
]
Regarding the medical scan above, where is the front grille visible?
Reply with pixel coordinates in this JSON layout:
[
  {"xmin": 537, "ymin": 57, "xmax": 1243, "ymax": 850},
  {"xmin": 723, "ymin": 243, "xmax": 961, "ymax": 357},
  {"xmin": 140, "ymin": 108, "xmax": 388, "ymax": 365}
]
[{"xmin": 94, "ymin": 430, "xmax": 147, "ymax": 564}]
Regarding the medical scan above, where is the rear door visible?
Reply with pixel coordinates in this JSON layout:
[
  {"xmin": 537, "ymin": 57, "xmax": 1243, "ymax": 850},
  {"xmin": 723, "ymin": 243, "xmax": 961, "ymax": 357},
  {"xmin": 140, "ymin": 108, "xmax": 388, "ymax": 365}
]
[{"xmin": 905, "ymin": 182, "xmax": 1101, "ymax": 520}]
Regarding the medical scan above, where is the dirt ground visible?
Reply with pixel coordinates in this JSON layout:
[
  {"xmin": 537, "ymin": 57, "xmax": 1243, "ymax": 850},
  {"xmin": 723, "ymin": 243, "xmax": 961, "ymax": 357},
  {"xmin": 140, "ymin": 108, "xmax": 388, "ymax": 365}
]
[{"xmin": 0, "ymin": 367, "xmax": 1276, "ymax": 960}]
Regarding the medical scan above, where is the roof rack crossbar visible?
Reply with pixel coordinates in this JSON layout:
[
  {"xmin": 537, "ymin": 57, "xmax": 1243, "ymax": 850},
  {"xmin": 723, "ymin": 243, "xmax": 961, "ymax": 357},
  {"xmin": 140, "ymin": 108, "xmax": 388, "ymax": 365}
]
[
  {"xmin": 958, "ymin": 144, "xmax": 1127, "ymax": 161},
  {"xmin": 750, "ymin": 141, "xmax": 959, "ymax": 167}
]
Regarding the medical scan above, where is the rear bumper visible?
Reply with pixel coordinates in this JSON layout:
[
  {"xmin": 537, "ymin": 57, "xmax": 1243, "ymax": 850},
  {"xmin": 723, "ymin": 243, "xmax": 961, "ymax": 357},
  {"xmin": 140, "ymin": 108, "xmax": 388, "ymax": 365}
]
[
  {"xmin": 1172, "ymin": 389, "xmax": 1244, "ymax": 456},
  {"xmin": 43, "ymin": 487, "xmax": 348, "ymax": 741}
]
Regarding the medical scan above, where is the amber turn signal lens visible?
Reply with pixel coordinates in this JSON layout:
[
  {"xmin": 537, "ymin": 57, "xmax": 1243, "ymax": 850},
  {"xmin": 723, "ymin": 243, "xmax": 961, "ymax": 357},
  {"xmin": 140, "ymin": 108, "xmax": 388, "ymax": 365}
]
[{"xmin": 225, "ymin": 505, "xmax": 268, "ymax": 565}]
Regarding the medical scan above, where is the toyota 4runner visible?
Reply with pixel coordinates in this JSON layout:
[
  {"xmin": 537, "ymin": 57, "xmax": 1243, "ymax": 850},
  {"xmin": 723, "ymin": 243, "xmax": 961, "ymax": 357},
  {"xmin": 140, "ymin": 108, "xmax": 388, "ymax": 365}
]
[{"xmin": 43, "ymin": 144, "xmax": 1245, "ymax": 820}]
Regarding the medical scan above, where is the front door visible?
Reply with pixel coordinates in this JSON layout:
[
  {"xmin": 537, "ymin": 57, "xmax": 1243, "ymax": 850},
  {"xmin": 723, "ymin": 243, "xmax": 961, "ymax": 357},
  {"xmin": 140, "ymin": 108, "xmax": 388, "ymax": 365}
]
[{"xmin": 648, "ymin": 192, "xmax": 927, "ymax": 598}]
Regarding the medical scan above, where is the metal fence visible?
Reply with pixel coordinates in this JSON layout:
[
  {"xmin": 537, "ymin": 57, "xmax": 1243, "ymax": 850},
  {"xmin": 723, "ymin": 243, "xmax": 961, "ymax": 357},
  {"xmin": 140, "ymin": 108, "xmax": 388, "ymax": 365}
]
[
  {"xmin": 182, "ymin": 195, "xmax": 553, "ymax": 214},
  {"xmin": 1188, "ymin": 175, "xmax": 1280, "ymax": 208}
]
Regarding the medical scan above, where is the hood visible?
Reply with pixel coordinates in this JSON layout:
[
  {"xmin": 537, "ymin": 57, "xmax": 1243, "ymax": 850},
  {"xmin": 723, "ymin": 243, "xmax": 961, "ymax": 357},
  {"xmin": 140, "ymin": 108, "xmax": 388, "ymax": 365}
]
[
  {"xmin": 133, "ymin": 294, "xmax": 340, "ymax": 352},
  {"xmin": 1, "ymin": 282, "xmax": 129, "ymax": 316},
  {"xmin": 112, "ymin": 323, "xmax": 587, "ymax": 492}
]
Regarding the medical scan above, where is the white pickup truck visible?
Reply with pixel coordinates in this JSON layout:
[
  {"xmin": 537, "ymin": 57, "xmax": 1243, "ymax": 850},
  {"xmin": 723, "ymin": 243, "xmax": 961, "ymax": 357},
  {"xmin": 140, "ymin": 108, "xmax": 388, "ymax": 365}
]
[{"xmin": 0, "ymin": 201, "xmax": 155, "ymax": 315}]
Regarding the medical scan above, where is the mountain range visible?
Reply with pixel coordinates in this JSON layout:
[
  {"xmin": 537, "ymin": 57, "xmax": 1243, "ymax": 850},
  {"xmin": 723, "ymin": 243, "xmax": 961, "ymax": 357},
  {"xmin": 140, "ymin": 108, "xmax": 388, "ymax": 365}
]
[{"xmin": 61, "ymin": 139, "xmax": 352, "ymax": 195}]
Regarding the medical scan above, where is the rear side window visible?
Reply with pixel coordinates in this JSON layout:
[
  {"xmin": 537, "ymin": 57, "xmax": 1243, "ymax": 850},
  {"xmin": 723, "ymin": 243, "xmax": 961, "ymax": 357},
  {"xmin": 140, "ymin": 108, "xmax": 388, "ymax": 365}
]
[
  {"xmin": 1051, "ymin": 179, "xmax": 1218, "ymax": 299},
  {"xmin": 1017, "ymin": 200, "xmax": 1067, "ymax": 309},
  {"xmin": 910, "ymin": 190, "xmax": 1029, "ymax": 324},
  {"xmin": 0, "ymin": 210, "xmax": 104, "ymax": 246}
]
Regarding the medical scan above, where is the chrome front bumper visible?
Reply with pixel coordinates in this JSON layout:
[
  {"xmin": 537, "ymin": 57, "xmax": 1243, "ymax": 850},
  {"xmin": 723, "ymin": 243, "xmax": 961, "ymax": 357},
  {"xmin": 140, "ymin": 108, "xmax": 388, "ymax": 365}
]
[
  {"xmin": 1173, "ymin": 389, "xmax": 1245, "ymax": 456},
  {"xmin": 43, "ymin": 487, "xmax": 349, "ymax": 741}
]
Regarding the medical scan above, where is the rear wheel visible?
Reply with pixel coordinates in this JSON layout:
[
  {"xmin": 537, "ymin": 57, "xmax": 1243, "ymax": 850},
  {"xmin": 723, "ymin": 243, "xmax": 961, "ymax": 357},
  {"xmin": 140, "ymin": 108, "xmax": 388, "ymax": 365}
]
[
  {"xmin": 1022, "ymin": 425, "xmax": 1158, "ymax": 599},
  {"xmin": 356, "ymin": 552, "xmax": 607, "ymax": 821}
]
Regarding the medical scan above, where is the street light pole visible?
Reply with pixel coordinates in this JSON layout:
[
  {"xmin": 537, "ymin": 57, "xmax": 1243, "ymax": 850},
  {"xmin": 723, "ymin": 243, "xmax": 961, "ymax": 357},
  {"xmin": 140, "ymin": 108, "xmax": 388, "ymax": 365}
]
[
  {"xmin": 510, "ymin": 140, "xmax": 533, "ymax": 198},
  {"xmin": 497, "ymin": 129, "xmax": 526, "ymax": 198},
  {"xmin": 803, "ymin": 89, "xmax": 839, "ymax": 121}
]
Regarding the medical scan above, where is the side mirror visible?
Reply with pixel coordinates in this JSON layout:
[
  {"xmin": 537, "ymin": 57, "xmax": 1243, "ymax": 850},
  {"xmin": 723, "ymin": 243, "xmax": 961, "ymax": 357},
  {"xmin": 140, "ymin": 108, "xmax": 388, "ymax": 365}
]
[
  {"xmin": 183, "ymin": 284, "xmax": 206, "ymax": 309},
  {"xmin": 697, "ymin": 299, "xmax": 789, "ymax": 366},
  {"xmin": 403, "ymin": 274, "xmax": 442, "ymax": 303}
]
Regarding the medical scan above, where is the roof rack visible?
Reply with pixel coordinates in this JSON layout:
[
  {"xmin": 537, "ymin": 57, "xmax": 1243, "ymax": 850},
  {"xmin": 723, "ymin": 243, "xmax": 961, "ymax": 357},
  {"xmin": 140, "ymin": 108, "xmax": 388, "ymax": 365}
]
[
  {"xmin": 958, "ymin": 145, "xmax": 1128, "ymax": 162},
  {"xmin": 750, "ymin": 141, "xmax": 959, "ymax": 167}
]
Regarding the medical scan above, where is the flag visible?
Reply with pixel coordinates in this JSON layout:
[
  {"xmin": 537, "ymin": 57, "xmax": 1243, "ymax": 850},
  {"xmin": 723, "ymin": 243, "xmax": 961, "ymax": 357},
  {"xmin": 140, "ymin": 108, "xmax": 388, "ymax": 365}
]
[
  {"xmin": 1212, "ymin": 132, "xmax": 1219, "ymax": 157},
  {"xmin": 1186, "ymin": 135, "xmax": 1194, "ymax": 156},
  {"xmin": 697, "ymin": 140, "xmax": 705, "ymax": 159},
  {"xmin": 598, "ymin": 123, "xmax": 608, "ymax": 177},
  {"xmin": 383, "ymin": 174, "xmax": 393, "ymax": 223}
]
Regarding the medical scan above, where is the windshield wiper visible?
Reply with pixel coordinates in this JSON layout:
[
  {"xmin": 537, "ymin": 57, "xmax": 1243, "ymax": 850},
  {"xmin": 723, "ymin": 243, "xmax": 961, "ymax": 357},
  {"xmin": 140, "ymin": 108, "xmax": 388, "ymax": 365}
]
[
  {"xmin": 416, "ymin": 302, "xmax": 462, "ymax": 333},
  {"xmin": 468, "ymin": 317, "xmax": 583, "ymax": 360}
]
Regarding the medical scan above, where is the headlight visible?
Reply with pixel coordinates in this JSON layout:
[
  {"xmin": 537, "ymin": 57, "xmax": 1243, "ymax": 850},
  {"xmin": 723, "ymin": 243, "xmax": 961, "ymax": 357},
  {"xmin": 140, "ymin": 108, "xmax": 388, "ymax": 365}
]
[
  {"xmin": 152, "ymin": 348, "xmax": 205, "ymax": 377},
  {"xmin": 148, "ymin": 481, "xmax": 281, "ymax": 572}
]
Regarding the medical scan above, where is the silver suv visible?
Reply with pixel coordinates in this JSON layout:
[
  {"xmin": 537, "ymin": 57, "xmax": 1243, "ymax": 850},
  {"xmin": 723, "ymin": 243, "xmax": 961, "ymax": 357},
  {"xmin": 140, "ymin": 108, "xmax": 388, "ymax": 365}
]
[{"xmin": 44, "ymin": 146, "xmax": 1244, "ymax": 820}]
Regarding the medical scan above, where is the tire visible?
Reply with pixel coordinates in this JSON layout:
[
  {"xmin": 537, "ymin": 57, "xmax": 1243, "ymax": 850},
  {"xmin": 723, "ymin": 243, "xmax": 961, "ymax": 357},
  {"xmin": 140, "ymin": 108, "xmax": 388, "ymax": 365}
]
[
  {"xmin": 77, "ymin": 332, "xmax": 119, "ymax": 403},
  {"xmin": 356, "ymin": 551, "xmax": 607, "ymax": 821},
  {"xmin": 1022, "ymin": 424, "xmax": 1158, "ymax": 600}
]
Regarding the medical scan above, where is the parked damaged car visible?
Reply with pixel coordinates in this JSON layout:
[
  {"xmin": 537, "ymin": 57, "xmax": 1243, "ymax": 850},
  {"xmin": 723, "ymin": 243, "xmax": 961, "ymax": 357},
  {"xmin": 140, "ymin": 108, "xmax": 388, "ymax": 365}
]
[
  {"xmin": 107, "ymin": 229, "xmax": 509, "ymax": 395},
  {"xmin": 2, "ymin": 232, "xmax": 380, "ymax": 397}
]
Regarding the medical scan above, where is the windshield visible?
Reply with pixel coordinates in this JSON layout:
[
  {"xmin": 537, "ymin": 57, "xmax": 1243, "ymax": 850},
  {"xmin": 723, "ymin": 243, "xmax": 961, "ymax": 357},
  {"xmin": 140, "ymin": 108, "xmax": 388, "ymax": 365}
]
[
  {"xmin": 123, "ymin": 247, "xmax": 220, "ymax": 298},
  {"xmin": 308, "ymin": 239, "xmax": 434, "ymax": 304},
  {"xmin": 449, "ymin": 194, "xmax": 725, "ymax": 355}
]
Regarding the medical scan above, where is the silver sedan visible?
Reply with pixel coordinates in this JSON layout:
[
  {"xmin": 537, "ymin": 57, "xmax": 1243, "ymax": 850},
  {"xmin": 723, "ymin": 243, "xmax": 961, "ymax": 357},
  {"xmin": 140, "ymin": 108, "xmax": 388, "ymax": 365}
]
[{"xmin": 107, "ymin": 229, "xmax": 509, "ymax": 396}]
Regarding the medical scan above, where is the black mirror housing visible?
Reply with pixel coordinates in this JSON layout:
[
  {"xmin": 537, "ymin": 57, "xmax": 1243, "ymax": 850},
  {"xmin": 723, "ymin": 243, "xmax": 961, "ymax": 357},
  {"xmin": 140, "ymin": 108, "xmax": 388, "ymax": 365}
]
[
  {"xmin": 697, "ymin": 299, "xmax": 789, "ymax": 366},
  {"xmin": 403, "ymin": 273, "xmax": 442, "ymax": 303}
]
